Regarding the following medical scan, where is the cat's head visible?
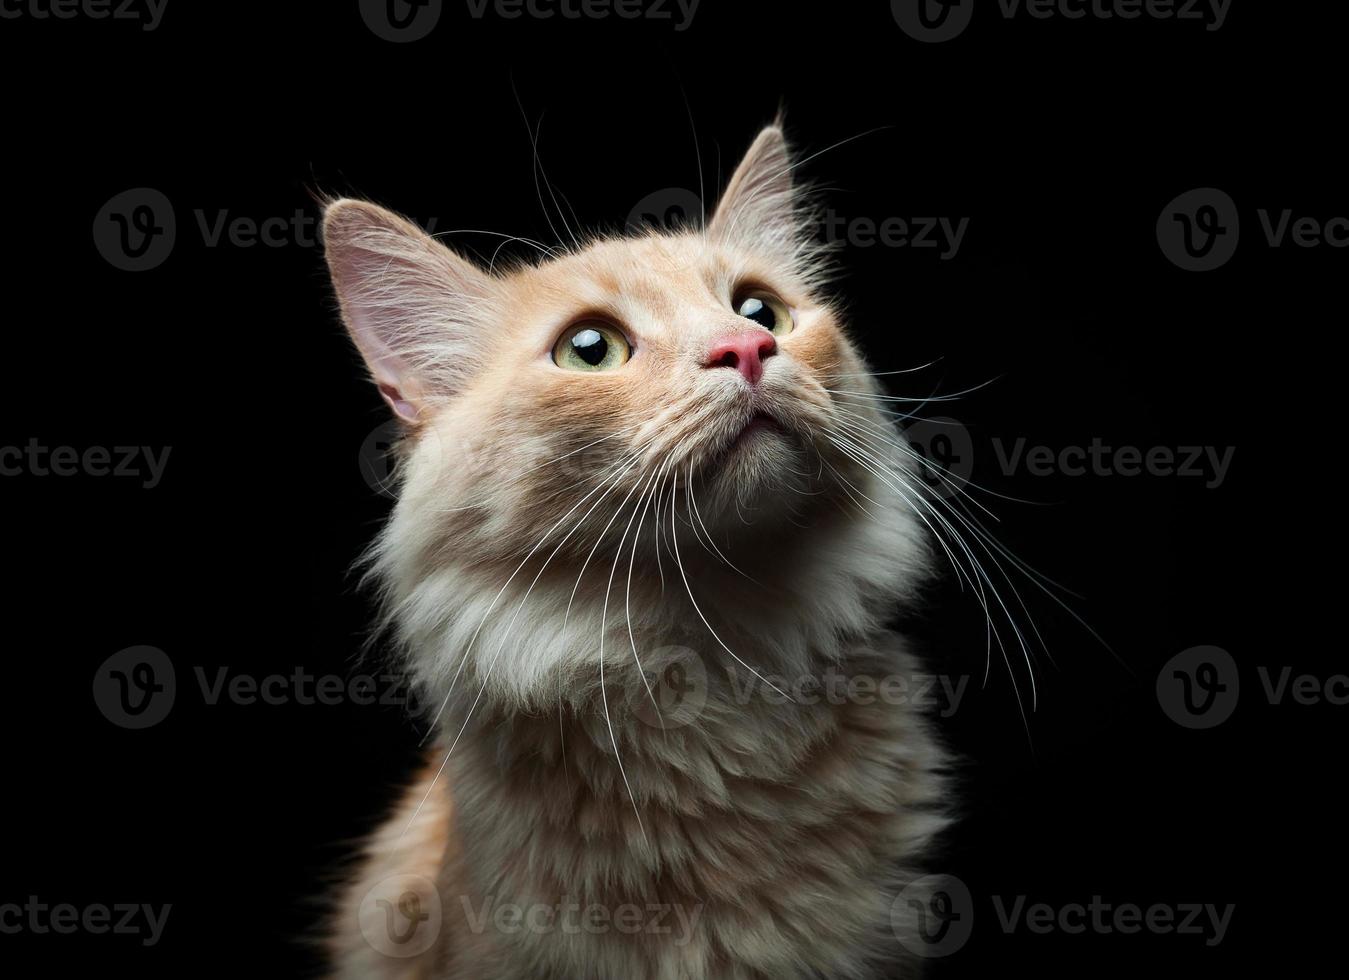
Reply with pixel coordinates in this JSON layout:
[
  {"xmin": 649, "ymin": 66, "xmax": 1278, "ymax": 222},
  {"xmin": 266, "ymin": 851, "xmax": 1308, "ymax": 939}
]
[{"xmin": 322, "ymin": 124, "xmax": 928, "ymax": 706}]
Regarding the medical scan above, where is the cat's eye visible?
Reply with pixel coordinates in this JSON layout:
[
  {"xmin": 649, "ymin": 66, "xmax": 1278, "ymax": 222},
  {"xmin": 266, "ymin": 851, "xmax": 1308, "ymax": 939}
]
[
  {"xmin": 552, "ymin": 322, "xmax": 632, "ymax": 372},
  {"xmin": 733, "ymin": 290, "xmax": 794, "ymax": 337}
]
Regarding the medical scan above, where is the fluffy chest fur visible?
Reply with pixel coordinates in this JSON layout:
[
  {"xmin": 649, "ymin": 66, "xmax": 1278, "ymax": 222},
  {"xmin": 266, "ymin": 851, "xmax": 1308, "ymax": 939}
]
[{"xmin": 437, "ymin": 633, "xmax": 947, "ymax": 980}]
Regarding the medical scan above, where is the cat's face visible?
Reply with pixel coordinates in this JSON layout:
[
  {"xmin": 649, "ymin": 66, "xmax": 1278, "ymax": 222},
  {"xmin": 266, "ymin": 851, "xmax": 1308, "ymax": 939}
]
[{"xmin": 324, "ymin": 126, "xmax": 885, "ymax": 575}]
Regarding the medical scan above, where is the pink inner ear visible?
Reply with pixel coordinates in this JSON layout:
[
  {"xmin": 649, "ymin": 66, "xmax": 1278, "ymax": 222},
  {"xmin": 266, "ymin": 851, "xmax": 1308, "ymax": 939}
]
[{"xmin": 378, "ymin": 383, "xmax": 421, "ymax": 424}]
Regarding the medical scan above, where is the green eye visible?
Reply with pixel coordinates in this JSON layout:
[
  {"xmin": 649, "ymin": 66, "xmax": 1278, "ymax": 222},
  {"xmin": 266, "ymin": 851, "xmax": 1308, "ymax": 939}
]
[
  {"xmin": 552, "ymin": 322, "xmax": 631, "ymax": 372},
  {"xmin": 734, "ymin": 290, "xmax": 794, "ymax": 336}
]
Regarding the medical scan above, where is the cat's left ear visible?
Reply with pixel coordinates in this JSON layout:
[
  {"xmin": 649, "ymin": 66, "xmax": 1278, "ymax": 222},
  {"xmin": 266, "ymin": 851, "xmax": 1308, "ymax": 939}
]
[
  {"xmin": 707, "ymin": 123, "xmax": 804, "ymax": 259},
  {"xmin": 322, "ymin": 199, "xmax": 495, "ymax": 424}
]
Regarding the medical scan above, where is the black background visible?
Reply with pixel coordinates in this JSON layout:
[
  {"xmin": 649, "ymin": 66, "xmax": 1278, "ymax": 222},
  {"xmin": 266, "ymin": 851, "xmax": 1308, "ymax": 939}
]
[{"xmin": 1, "ymin": 1, "xmax": 1338, "ymax": 975}]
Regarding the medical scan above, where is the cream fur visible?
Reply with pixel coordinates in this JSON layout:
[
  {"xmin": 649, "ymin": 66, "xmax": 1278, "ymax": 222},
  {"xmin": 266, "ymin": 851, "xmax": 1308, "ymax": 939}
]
[{"xmin": 322, "ymin": 124, "xmax": 952, "ymax": 979}]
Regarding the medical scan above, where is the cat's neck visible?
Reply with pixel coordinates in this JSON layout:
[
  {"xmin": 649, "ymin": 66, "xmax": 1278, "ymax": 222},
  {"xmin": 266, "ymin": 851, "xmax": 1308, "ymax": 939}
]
[{"xmin": 436, "ymin": 634, "xmax": 945, "ymax": 979}]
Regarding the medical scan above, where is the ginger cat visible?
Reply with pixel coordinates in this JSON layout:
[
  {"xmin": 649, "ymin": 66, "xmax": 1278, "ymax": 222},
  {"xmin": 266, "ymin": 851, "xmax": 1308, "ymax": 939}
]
[{"xmin": 322, "ymin": 122, "xmax": 949, "ymax": 979}]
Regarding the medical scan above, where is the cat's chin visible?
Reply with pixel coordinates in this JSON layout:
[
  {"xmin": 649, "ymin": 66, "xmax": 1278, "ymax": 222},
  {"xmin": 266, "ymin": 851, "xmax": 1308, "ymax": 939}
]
[{"xmin": 699, "ymin": 414, "xmax": 814, "ymax": 526}]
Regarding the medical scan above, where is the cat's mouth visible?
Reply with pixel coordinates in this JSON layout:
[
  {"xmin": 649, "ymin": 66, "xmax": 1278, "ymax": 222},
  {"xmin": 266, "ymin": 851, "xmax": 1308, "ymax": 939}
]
[
  {"xmin": 701, "ymin": 410, "xmax": 791, "ymax": 474},
  {"xmin": 727, "ymin": 412, "xmax": 784, "ymax": 451}
]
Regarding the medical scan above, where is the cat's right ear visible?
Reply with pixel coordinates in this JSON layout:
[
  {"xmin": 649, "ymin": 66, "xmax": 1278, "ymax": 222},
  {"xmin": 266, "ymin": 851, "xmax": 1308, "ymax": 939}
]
[{"xmin": 322, "ymin": 199, "xmax": 494, "ymax": 424}]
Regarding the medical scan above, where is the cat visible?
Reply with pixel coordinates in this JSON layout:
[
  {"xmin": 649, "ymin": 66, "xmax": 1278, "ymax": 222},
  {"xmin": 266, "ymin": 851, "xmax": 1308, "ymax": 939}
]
[{"xmin": 322, "ymin": 121, "xmax": 951, "ymax": 979}]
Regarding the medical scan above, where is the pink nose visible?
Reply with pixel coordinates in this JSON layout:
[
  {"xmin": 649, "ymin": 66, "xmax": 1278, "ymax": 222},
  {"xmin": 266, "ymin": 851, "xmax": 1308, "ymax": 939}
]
[{"xmin": 704, "ymin": 330, "xmax": 777, "ymax": 385}]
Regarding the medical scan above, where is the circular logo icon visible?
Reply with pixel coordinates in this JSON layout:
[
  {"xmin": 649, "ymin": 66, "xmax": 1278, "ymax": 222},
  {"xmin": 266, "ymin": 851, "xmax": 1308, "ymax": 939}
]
[
  {"xmin": 1157, "ymin": 645, "xmax": 1239, "ymax": 729},
  {"xmin": 359, "ymin": 422, "xmax": 463, "ymax": 498},
  {"xmin": 892, "ymin": 0, "xmax": 975, "ymax": 43},
  {"xmin": 359, "ymin": 873, "xmax": 442, "ymax": 959},
  {"xmin": 358, "ymin": 419, "xmax": 408, "ymax": 498},
  {"xmin": 93, "ymin": 645, "xmax": 176, "ymax": 729},
  {"xmin": 892, "ymin": 873, "xmax": 973, "ymax": 958},
  {"xmin": 627, "ymin": 187, "xmax": 704, "ymax": 235},
  {"xmin": 93, "ymin": 188, "xmax": 176, "ymax": 272},
  {"xmin": 902, "ymin": 416, "xmax": 974, "ymax": 500},
  {"xmin": 1157, "ymin": 188, "xmax": 1240, "ymax": 272},
  {"xmin": 360, "ymin": 0, "xmax": 442, "ymax": 42},
  {"xmin": 633, "ymin": 645, "xmax": 708, "ymax": 730}
]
